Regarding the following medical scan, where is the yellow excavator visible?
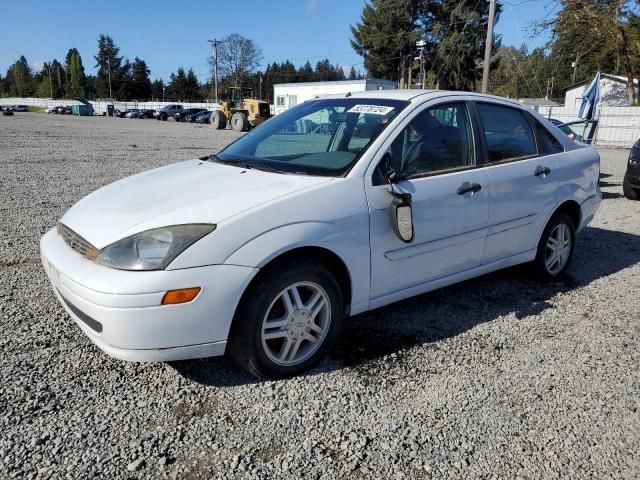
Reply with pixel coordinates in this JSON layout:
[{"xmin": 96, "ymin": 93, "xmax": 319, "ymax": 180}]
[{"xmin": 211, "ymin": 87, "xmax": 272, "ymax": 131}]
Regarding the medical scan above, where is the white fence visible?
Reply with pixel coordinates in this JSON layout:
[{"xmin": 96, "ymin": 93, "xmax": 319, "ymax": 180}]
[
  {"xmin": 3, "ymin": 97, "xmax": 640, "ymax": 147},
  {"xmin": 535, "ymin": 105, "xmax": 640, "ymax": 148},
  {"xmin": 0, "ymin": 97, "xmax": 220, "ymax": 115}
]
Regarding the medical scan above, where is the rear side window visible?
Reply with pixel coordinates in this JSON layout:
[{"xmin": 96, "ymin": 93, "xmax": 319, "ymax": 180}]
[
  {"xmin": 534, "ymin": 120, "xmax": 564, "ymax": 154},
  {"xmin": 477, "ymin": 103, "xmax": 537, "ymax": 162}
]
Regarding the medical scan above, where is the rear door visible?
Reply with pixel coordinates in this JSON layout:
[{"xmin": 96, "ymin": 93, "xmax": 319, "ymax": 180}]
[
  {"xmin": 366, "ymin": 100, "xmax": 490, "ymax": 299},
  {"xmin": 473, "ymin": 101, "xmax": 561, "ymax": 264}
]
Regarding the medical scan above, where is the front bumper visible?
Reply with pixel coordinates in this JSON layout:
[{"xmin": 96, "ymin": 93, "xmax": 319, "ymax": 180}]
[
  {"xmin": 625, "ymin": 173, "xmax": 640, "ymax": 188},
  {"xmin": 40, "ymin": 228, "xmax": 258, "ymax": 362}
]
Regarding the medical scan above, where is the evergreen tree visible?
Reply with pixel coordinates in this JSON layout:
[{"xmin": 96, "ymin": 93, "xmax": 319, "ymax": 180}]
[
  {"xmin": 185, "ymin": 68, "xmax": 201, "ymax": 101},
  {"xmin": 351, "ymin": 0, "xmax": 423, "ymax": 83},
  {"xmin": 298, "ymin": 61, "xmax": 315, "ymax": 82},
  {"xmin": 348, "ymin": 65, "xmax": 358, "ymax": 80},
  {"xmin": 151, "ymin": 79, "xmax": 165, "ymax": 100},
  {"xmin": 35, "ymin": 63, "xmax": 53, "ymax": 98},
  {"xmin": 167, "ymin": 67, "xmax": 188, "ymax": 100},
  {"xmin": 94, "ymin": 34, "xmax": 123, "ymax": 98},
  {"xmin": 50, "ymin": 59, "xmax": 65, "ymax": 98},
  {"xmin": 67, "ymin": 53, "xmax": 85, "ymax": 97},
  {"xmin": 351, "ymin": 0, "xmax": 500, "ymax": 90},
  {"xmin": 130, "ymin": 57, "xmax": 152, "ymax": 100},
  {"xmin": 6, "ymin": 56, "xmax": 34, "ymax": 97}
]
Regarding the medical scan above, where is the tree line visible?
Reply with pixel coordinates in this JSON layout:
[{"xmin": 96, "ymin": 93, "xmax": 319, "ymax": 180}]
[
  {"xmin": 5, "ymin": 0, "xmax": 638, "ymax": 104},
  {"xmin": 0, "ymin": 33, "xmax": 364, "ymax": 103},
  {"xmin": 351, "ymin": 0, "xmax": 640, "ymax": 102}
]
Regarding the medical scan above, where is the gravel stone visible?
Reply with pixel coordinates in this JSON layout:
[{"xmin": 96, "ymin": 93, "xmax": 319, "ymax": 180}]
[
  {"xmin": 126, "ymin": 458, "xmax": 145, "ymax": 472},
  {"xmin": 1, "ymin": 113, "xmax": 639, "ymax": 479}
]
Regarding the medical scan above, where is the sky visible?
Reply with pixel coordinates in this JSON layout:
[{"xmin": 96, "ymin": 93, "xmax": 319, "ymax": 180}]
[{"xmin": 0, "ymin": 0, "xmax": 559, "ymax": 82}]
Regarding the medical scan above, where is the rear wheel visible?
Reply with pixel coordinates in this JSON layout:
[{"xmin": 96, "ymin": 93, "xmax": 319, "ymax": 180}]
[
  {"xmin": 161, "ymin": 113, "xmax": 167, "ymax": 121},
  {"xmin": 231, "ymin": 112, "xmax": 249, "ymax": 132},
  {"xmin": 211, "ymin": 110, "xmax": 227, "ymax": 130},
  {"xmin": 532, "ymin": 213, "xmax": 575, "ymax": 280},
  {"xmin": 623, "ymin": 177, "xmax": 640, "ymax": 200},
  {"xmin": 229, "ymin": 261, "xmax": 343, "ymax": 379}
]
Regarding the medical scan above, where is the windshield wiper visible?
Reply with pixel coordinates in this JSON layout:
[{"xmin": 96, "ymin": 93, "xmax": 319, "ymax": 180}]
[
  {"xmin": 242, "ymin": 162, "xmax": 287, "ymax": 174},
  {"xmin": 210, "ymin": 155, "xmax": 287, "ymax": 174}
]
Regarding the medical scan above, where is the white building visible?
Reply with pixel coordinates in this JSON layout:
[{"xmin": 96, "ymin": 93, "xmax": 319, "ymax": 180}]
[
  {"xmin": 273, "ymin": 79, "xmax": 396, "ymax": 115},
  {"xmin": 564, "ymin": 73, "xmax": 638, "ymax": 108}
]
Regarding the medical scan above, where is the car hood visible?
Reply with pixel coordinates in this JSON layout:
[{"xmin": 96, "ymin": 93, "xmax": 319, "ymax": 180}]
[{"xmin": 60, "ymin": 159, "xmax": 331, "ymax": 249}]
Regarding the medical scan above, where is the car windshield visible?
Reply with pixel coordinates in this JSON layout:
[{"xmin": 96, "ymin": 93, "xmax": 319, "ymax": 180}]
[{"xmin": 215, "ymin": 98, "xmax": 408, "ymax": 176}]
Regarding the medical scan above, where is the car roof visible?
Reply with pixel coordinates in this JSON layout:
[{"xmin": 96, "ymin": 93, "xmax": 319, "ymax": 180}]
[{"xmin": 319, "ymin": 89, "xmax": 524, "ymax": 108}]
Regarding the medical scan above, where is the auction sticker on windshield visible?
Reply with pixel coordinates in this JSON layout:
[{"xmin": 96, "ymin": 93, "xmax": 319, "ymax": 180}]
[{"xmin": 347, "ymin": 105, "xmax": 396, "ymax": 115}]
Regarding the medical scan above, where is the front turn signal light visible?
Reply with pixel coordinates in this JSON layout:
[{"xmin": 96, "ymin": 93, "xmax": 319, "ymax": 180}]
[{"xmin": 161, "ymin": 287, "xmax": 201, "ymax": 305}]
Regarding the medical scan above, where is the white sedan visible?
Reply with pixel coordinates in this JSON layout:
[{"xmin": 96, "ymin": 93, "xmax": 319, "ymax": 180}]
[{"xmin": 40, "ymin": 90, "xmax": 602, "ymax": 378}]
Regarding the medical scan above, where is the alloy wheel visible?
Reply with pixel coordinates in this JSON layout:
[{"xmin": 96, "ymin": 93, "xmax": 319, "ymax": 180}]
[
  {"xmin": 545, "ymin": 223, "xmax": 571, "ymax": 275},
  {"xmin": 260, "ymin": 282, "xmax": 331, "ymax": 366}
]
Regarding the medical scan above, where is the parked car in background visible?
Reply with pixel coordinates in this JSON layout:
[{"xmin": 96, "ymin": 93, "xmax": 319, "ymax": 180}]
[
  {"xmin": 154, "ymin": 104, "xmax": 184, "ymax": 121},
  {"xmin": 125, "ymin": 110, "xmax": 141, "ymax": 118},
  {"xmin": 46, "ymin": 106, "xmax": 60, "ymax": 114},
  {"xmin": 558, "ymin": 120, "xmax": 598, "ymax": 144},
  {"xmin": 13, "ymin": 105, "xmax": 29, "ymax": 112},
  {"xmin": 115, "ymin": 109, "xmax": 136, "ymax": 118},
  {"xmin": 194, "ymin": 111, "xmax": 212, "ymax": 123},
  {"xmin": 40, "ymin": 90, "xmax": 601, "ymax": 379},
  {"xmin": 56, "ymin": 106, "xmax": 72, "ymax": 114},
  {"xmin": 173, "ymin": 108, "xmax": 206, "ymax": 122},
  {"xmin": 137, "ymin": 109, "xmax": 154, "ymax": 119},
  {"xmin": 624, "ymin": 138, "xmax": 640, "ymax": 200},
  {"xmin": 184, "ymin": 110, "xmax": 208, "ymax": 123}
]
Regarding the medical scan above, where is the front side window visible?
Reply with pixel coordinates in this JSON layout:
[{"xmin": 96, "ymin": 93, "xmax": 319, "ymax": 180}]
[
  {"xmin": 216, "ymin": 98, "xmax": 407, "ymax": 176},
  {"xmin": 386, "ymin": 102, "xmax": 475, "ymax": 178},
  {"xmin": 477, "ymin": 103, "xmax": 537, "ymax": 162}
]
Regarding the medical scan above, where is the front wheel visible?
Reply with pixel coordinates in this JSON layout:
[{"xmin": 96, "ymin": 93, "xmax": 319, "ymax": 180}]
[
  {"xmin": 231, "ymin": 112, "xmax": 248, "ymax": 132},
  {"xmin": 229, "ymin": 261, "xmax": 343, "ymax": 379},
  {"xmin": 623, "ymin": 177, "xmax": 639, "ymax": 200},
  {"xmin": 532, "ymin": 213, "xmax": 575, "ymax": 280}
]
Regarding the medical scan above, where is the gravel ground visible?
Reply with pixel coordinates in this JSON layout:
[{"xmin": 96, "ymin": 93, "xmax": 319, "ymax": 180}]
[{"xmin": 1, "ymin": 113, "xmax": 639, "ymax": 479}]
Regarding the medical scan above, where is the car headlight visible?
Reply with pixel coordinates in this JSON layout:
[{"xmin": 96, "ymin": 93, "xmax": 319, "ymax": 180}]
[{"xmin": 95, "ymin": 224, "xmax": 216, "ymax": 271}]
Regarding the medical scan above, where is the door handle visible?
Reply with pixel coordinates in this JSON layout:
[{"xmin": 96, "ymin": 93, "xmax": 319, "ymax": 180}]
[
  {"xmin": 534, "ymin": 166, "xmax": 551, "ymax": 177},
  {"xmin": 457, "ymin": 182, "xmax": 482, "ymax": 195}
]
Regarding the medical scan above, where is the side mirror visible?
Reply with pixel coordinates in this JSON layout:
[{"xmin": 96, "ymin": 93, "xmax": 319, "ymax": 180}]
[{"xmin": 389, "ymin": 191, "xmax": 414, "ymax": 243}]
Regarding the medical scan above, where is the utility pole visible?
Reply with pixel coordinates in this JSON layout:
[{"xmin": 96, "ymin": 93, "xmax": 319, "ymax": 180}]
[
  {"xmin": 571, "ymin": 57, "xmax": 578, "ymax": 84},
  {"xmin": 47, "ymin": 63, "xmax": 53, "ymax": 99},
  {"xmin": 481, "ymin": 0, "xmax": 497, "ymax": 94},
  {"xmin": 107, "ymin": 58, "xmax": 112, "ymax": 99},
  {"xmin": 416, "ymin": 39, "xmax": 426, "ymax": 89},
  {"xmin": 259, "ymin": 74, "xmax": 263, "ymax": 101},
  {"xmin": 208, "ymin": 39, "xmax": 220, "ymax": 103}
]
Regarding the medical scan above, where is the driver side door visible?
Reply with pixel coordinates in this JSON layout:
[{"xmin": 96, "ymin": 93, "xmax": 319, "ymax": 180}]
[{"xmin": 365, "ymin": 100, "xmax": 490, "ymax": 301}]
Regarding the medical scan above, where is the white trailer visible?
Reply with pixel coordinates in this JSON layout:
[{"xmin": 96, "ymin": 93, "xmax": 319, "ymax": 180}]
[{"xmin": 273, "ymin": 79, "xmax": 396, "ymax": 115}]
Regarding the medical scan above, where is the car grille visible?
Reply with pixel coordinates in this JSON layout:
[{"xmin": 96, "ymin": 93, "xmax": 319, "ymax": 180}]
[{"xmin": 57, "ymin": 223, "xmax": 99, "ymax": 260}]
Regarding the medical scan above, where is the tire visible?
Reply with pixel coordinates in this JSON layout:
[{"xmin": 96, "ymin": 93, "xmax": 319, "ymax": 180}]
[
  {"xmin": 228, "ymin": 260, "xmax": 344, "ymax": 379},
  {"xmin": 532, "ymin": 213, "xmax": 576, "ymax": 281},
  {"xmin": 231, "ymin": 112, "xmax": 249, "ymax": 132},
  {"xmin": 623, "ymin": 177, "xmax": 640, "ymax": 200},
  {"xmin": 161, "ymin": 114, "xmax": 167, "ymax": 121},
  {"xmin": 211, "ymin": 110, "xmax": 227, "ymax": 130}
]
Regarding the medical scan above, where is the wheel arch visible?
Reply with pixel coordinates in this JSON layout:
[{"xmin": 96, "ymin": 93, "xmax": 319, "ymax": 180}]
[
  {"xmin": 550, "ymin": 199, "xmax": 581, "ymax": 231},
  {"xmin": 233, "ymin": 245, "xmax": 353, "ymax": 322}
]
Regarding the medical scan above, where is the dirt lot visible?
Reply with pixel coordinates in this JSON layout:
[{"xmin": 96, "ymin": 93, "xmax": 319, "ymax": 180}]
[{"xmin": 1, "ymin": 113, "xmax": 639, "ymax": 479}]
